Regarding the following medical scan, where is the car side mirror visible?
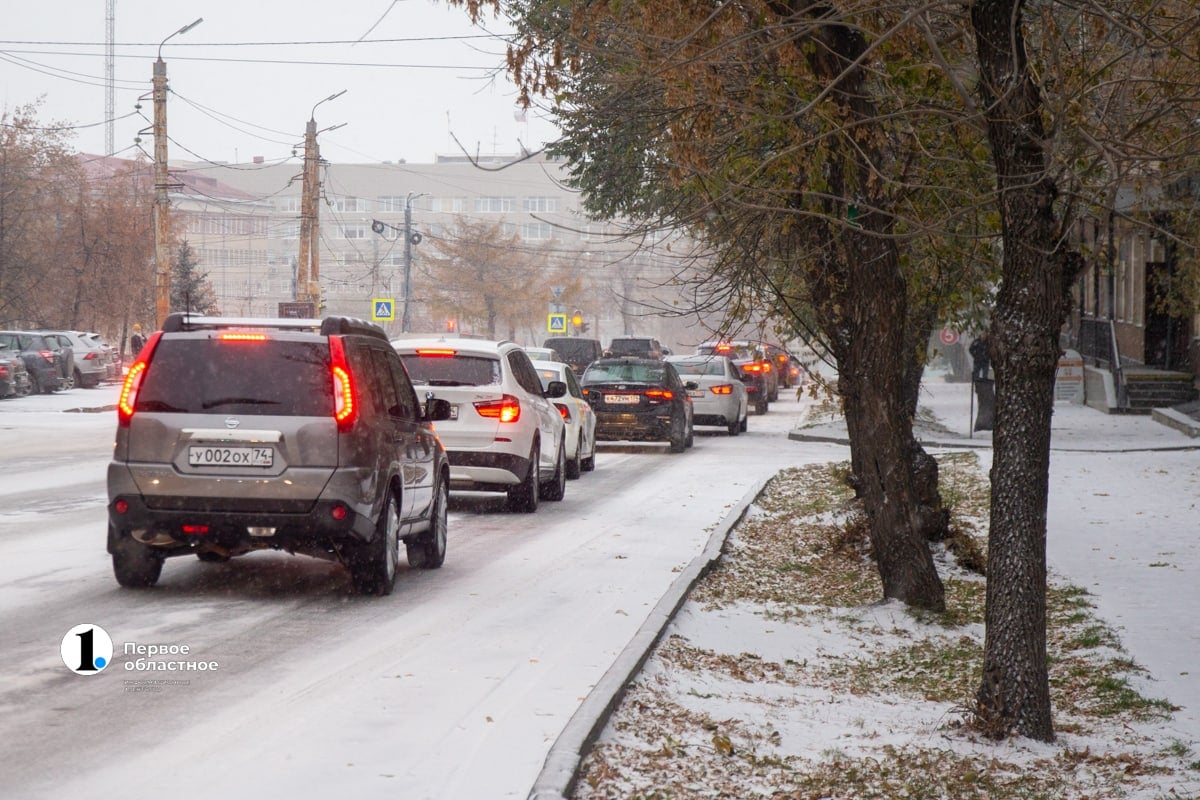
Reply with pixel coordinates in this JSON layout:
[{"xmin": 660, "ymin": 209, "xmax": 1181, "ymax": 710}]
[
  {"xmin": 424, "ymin": 397, "xmax": 452, "ymax": 422},
  {"xmin": 684, "ymin": 380, "xmax": 699, "ymax": 391},
  {"xmin": 545, "ymin": 380, "xmax": 568, "ymax": 399}
]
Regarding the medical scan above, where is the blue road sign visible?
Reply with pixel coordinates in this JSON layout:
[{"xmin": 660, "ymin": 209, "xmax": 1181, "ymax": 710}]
[
  {"xmin": 372, "ymin": 298, "xmax": 395, "ymax": 321},
  {"xmin": 547, "ymin": 313, "xmax": 567, "ymax": 333}
]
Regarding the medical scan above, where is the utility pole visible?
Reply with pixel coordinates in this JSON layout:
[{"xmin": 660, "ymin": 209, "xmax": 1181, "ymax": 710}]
[
  {"xmin": 151, "ymin": 18, "xmax": 203, "ymax": 329},
  {"xmin": 402, "ymin": 191, "xmax": 428, "ymax": 332},
  {"xmin": 295, "ymin": 91, "xmax": 345, "ymax": 314}
]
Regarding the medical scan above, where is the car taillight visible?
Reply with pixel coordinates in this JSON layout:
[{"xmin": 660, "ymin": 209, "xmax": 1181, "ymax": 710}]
[
  {"xmin": 645, "ymin": 388, "xmax": 674, "ymax": 400},
  {"xmin": 219, "ymin": 332, "xmax": 268, "ymax": 342},
  {"xmin": 83, "ymin": 352, "xmax": 98, "ymax": 361},
  {"xmin": 475, "ymin": 394, "xmax": 521, "ymax": 422},
  {"xmin": 710, "ymin": 384, "xmax": 733, "ymax": 395},
  {"xmin": 416, "ymin": 348, "xmax": 457, "ymax": 357},
  {"xmin": 117, "ymin": 332, "xmax": 162, "ymax": 426},
  {"xmin": 743, "ymin": 363, "xmax": 763, "ymax": 373},
  {"xmin": 39, "ymin": 349, "xmax": 56, "ymax": 363},
  {"xmin": 554, "ymin": 402, "xmax": 572, "ymax": 422},
  {"xmin": 329, "ymin": 336, "xmax": 358, "ymax": 430},
  {"xmin": 0, "ymin": 364, "xmax": 8, "ymax": 378}
]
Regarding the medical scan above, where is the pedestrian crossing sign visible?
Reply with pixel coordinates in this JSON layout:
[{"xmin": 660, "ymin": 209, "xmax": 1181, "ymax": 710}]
[
  {"xmin": 372, "ymin": 298, "xmax": 395, "ymax": 322},
  {"xmin": 547, "ymin": 313, "xmax": 567, "ymax": 333}
]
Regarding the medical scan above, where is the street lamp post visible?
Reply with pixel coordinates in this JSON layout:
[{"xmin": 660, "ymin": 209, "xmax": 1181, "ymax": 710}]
[
  {"xmin": 152, "ymin": 17, "xmax": 203, "ymax": 329},
  {"xmin": 296, "ymin": 90, "xmax": 346, "ymax": 312}
]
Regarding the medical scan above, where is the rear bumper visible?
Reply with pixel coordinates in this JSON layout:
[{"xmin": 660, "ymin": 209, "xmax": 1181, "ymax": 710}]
[{"xmin": 594, "ymin": 411, "xmax": 673, "ymax": 442}]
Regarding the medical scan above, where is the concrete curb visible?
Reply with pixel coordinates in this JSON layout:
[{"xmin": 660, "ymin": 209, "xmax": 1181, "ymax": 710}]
[{"xmin": 526, "ymin": 473, "xmax": 773, "ymax": 800}]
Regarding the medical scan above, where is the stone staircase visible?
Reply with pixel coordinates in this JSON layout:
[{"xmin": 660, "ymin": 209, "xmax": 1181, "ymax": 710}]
[{"xmin": 1122, "ymin": 368, "xmax": 1199, "ymax": 411}]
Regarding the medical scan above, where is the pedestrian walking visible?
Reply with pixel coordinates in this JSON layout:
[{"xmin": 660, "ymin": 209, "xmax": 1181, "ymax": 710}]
[
  {"xmin": 130, "ymin": 324, "xmax": 146, "ymax": 358},
  {"xmin": 969, "ymin": 330, "xmax": 990, "ymax": 382}
]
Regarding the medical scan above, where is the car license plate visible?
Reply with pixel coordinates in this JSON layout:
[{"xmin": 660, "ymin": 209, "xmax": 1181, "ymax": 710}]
[
  {"xmin": 188, "ymin": 446, "xmax": 274, "ymax": 467},
  {"xmin": 687, "ymin": 390, "xmax": 704, "ymax": 398},
  {"xmin": 449, "ymin": 405, "xmax": 459, "ymax": 420},
  {"xmin": 604, "ymin": 394, "xmax": 641, "ymax": 405}
]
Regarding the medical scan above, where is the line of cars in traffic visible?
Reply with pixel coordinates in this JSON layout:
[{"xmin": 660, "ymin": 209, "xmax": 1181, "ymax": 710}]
[
  {"xmin": 0, "ymin": 329, "xmax": 123, "ymax": 398},
  {"xmin": 101, "ymin": 314, "xmax": 805, "ymax": 596}
]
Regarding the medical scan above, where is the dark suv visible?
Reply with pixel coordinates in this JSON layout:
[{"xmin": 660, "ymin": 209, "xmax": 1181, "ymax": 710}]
[
  {"xmin": 107, "ymin": 313, "xmax": 452, "ymax": 595},
  {"xmin": 0, "ymin": 331, "xmax": 64, "ymax": 394},
  {"xmin": 542, "ymin": 336, "xmax": 603, "ymax": 376}
]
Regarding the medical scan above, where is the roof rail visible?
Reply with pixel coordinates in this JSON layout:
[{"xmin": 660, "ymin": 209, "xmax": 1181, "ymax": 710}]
[{"xmin": 161, "ymin": 312, "xmax": 386, "ymax": 341}]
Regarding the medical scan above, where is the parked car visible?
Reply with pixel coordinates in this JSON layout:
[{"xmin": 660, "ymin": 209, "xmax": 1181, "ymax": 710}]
[
  {"xmin": 0, "ymin": 331, "xmax": 64, "ymax": 394},
  {"xmin": 665, "ymin": 354, "xmax": 748, "ymax": 435},
  {"xmin": 580, "ymin": 356, "xmax": 695, "ymax": 453},
  {"xmin": 107, "ymin": 313, "xmax": 452, "ymax": 595},
  {"xmin": 606, "ymin": 336, "xmax": 666, "ymax": 360},
  {"xmin": 0, "ymin": 347, "xmax": 32, "ymax": 398},
  {"xmin": 80, "ymin": 331, "xmax": 122, "ymax": 382},
  {"xmin": 523, "ymin": 345, "xmax": 564, "ymax": 363},
  {"xmin": 41, "ymin": 330, "xmax": 108, "ymax": 388},
  {"xmin": 763, "ymin": 343, "xmax": 799, "ymax": 390},
  {"xmin": 37, "ymin": 331, "xmax": 76, "ymax": 390},
  {"xmin": 696, "ymin": 340, "xmax": 778, "ymax": 411},
  {"xmin": 393, "ymin": 337, "xmax": 569, "ymax": 513},
  {"xmin": 532, "ymin": 358, "xmax": 597, "ymax": 478},
  {"xmin": 542, "ymin": 336, "xmax": 604, "ymax": 377}
]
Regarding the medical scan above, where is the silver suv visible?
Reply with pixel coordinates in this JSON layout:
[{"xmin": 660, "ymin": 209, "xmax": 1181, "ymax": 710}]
[
  {"xmin": 107, "ymin": 313, "xmax": 452, "ymax": 595},
  {"xmin": 392, "ymin": 337, "xmax": 568, "ymax": 512}
]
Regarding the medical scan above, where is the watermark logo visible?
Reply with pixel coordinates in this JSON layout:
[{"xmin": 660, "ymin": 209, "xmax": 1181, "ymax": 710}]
[{"xmin": 61, "ymin": 624, "xmax": 114, "ymax": 675}]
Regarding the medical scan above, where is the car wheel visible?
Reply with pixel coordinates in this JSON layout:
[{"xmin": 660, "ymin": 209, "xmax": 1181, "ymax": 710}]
[
  {"xmin": 407, "ymin": 478, "xmax": 447, "ymax": 569},
  {"xmin": 507, "ymin": 442, "xmax": 540, "ymax": 513},
  {"xmin": 73, "ymin": 368, "xmax": 87, "ymax": 389},
  {"xmin": 62, "ymin": 371, "xmax": 75, "ymax": 391},
  {"xmin": 727, "ymin": 414, "xmax": 740, "ymax": 436},
  {"xmin": 350, "ymin": 492, "xmax": 400, "ymax": 595},
  {"xmin": 755, "ymin": 398, "xmax": 768, "ymax": 415},
  {"xmin": 669, "ymin": 415, "xmax": 686, "ymax": 453},
  {"xmin": 581, "ymin": 435, "xmax": 596, "ymax": 472},
  {"xmin": 566, "ymin": 437, "xmax": 582, "ymax": 480},
  {"xmin": 685, "ymin": 418, "xmax": 694, "ymax": 448},
  {"xmin": 740, "ymin": 412, "xmax": 749, "ymax": 432},
  {"xmin": 541, "ymin": 436, "xmax": 567, "ymax": 501},
  {"xmin": 111, "ymin": 528, "xmax": 164, "ymax": 588}
]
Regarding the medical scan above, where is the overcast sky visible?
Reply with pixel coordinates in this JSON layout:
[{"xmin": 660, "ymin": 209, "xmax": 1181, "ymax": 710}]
[{"xmin": 0, "ymin": 0, "xmax": 561, "ymax": 166}]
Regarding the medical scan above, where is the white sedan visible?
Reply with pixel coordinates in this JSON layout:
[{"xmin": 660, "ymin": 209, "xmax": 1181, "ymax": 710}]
[
  {"xmin": 665, "ymin": 354, "xmax": 749, "ymax": 436},
  {"xmin": 532, "ymin": 359, "xmax": 597, "ymax": 478}
]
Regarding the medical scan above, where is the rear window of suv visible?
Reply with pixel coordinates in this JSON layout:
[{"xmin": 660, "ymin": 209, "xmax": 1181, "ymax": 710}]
[
  {"xmin": 136, "ymin": 338, "xmax": 333, "ymax": 416},
  {"xmin": 398, "ymin": 353, "xmax": 502, "ymax": 387}
]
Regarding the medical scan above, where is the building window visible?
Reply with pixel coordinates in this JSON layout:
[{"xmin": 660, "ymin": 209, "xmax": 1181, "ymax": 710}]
[
  {"xmin": 277, "ymin": 197, "xmax": 301, "ymax": 213},
  {"xmin": 523, "ymin": 196, "xmax": 559, "ymax": 213},
  {"xmin": 432, "ymin": 196, "xmax": 468, "ymax": 213},
  {"xmin": 377, "ymin": 196, "xmax": 404, "ymax": 212},
  {"xmin": 522, "ymin": 222, "xmax": 553, "ymax": 240},
  {"xmin": 476, "ymin": 196, "xmax": 515, "ymax": 213},
  {"xmin": 340, "ymin": 224, "xmax": 368, "ymax": 239},
  {"xmin": 331, "ymin": 197, "xmax": 365, "ymax": 213}
]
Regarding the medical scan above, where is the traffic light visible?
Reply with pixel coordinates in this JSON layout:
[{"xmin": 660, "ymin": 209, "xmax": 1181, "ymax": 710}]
[
  {"xmin": 446, "ymin": 319, "xmax": 456, "ymax": 333},
  {"xmin": 571, "ymin": 310, "xmax": 583, "ymax": 329}
]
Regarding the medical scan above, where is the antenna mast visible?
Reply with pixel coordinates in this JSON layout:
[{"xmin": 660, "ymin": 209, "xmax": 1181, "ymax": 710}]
[{"xmin": 105, "ymin": 0, "xmax": 115, "ymax": 155}]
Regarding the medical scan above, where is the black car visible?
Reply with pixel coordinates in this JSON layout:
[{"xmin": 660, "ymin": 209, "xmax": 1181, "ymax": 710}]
[
  {"xmin": 580, "ymin": 357, "xmax": 695, "ymax": 453},
  {"xmin": 107, "ymin": 313, "xmax": 452, "ymax": 595},
  {"xmin": 0, "ymin": 331, "xmax": 64, "ymax": 394},
  {"xmin": 542, "ymin": 336, "xmax": 603, "ymax": 377}
]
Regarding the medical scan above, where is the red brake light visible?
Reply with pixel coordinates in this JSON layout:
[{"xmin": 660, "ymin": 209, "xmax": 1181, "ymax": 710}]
[
  {"xmin": 416, "ymin": 348, "xmax": 457, "ymax": 357},
  {"xmin": 475, "ymin": 394, "xmax": 521, "ymax": 422},
  {"xmin": 329, "ymin": 336, "xmax": 357, "ymax": 430},
  {"xmin": 743, "ymin": 363, "xmax": 762, "ymax": 373},
  {"xmin": 219, "ymin": 332, "xmax": 268, "ymax": 342},
  {"xmin": 645, "ymin": 388, "xmax": 674, "ymax": 400},
  {"xmin": 39, "ymin": 349, "xmax": 56, "ymax": 363},
  {"xmin": 710, "ymin": 384, "xmax": 733, "ymax": 395},
  {"xmin": 554, "ymin": 401, "xmax": 572, "ymax": 422},
  {"xmin": 83, "ymin": 352, "xmax": 98, "ymax": 361},
  {"xmin": 117, "ymin": 331, "xmax": 162, "ymax": 426},
  {"xmin": 716, "ymin": 344, "xmax": 732, "ymax": 353},
  {"xmin": 182, "ymin": 524, "xmax": 210, "ymax": 535}
]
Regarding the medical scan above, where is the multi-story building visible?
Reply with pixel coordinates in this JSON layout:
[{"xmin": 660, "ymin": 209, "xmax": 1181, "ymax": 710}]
[{"xmin": 173, "ymin": 153, "xmax": 711, "ymax": 351}]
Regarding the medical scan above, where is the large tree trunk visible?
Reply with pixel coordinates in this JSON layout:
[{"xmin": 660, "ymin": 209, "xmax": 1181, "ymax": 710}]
[
  {"xmin": 971, "ymin": 0, "xmax": 1079, "ymax": 742},
  {"xmin": 797, "ymin": 7, "xmax": 945, "ymax": 611}
]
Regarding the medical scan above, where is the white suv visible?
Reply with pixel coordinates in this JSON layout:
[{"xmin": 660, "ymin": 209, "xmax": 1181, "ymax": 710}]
[{"xmin": 393, "ymin": 337, "xmax": 568, "ymax": 512}]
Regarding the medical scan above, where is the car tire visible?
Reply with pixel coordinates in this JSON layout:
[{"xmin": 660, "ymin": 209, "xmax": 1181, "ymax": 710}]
[
  {"xmin": 581, "ymin": 438, "xmax": 596, "ymax": 473},
  {"xmin": 111, "ymin": 528, "xmax": 164, "ymax": 588},
  {"xmin": 62, "ymin": 371, "xmax": 75, "ymax": 391},
  {"xmin": 350, "ymin": 491, "xmax": 400, "ymax": 595},
  {"xmin": 685, "ymin": 419, "xmax": 694, "ymax": 448},
  {"xmin": 566, "ymin": 437, "xmax": 582, "ymax": 480},
  {"xmin": 407, "ymin": 479, "xmax": 448, "ymax": 569},
  {"xmin": 740, "ymin": 412, "xmax": 749, "ymax": 433},
  {"xmin": 727, "ymin": 414, "xmax": 740, "ymax": 436},
  {"xmin": 541, "ymin": 436, "xmax": 567, "ymax": 501},
  {"xmin": 507, "ymin": 442, "xmax": 540, "ymax": 513},
  {"xmin": 669, "ymin": 415, "xmax": 686, "ymax": 453},
  {"xmin": 755, "ymin": 398, "xmax": 768, "ymax": 415}
]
